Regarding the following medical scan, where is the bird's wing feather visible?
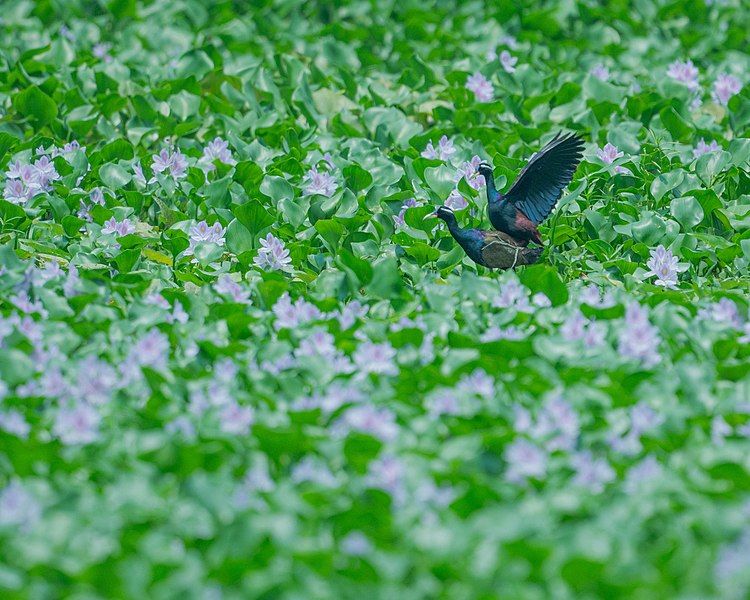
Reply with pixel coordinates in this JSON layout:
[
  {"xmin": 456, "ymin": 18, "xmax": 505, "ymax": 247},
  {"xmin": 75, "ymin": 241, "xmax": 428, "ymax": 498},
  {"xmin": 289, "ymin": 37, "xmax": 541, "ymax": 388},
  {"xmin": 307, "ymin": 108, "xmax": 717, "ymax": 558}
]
[{"xmin": 504, "ymin": 132, "xmax": 584, "ymax": 225}]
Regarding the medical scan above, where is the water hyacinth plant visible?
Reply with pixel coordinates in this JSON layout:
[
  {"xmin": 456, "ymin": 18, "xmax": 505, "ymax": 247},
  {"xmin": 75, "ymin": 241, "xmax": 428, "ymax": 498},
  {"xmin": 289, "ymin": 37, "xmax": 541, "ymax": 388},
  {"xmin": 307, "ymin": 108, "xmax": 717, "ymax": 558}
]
[{"xmin": 0, "ymin": 1, "xmax": 749, "ymax": 598}]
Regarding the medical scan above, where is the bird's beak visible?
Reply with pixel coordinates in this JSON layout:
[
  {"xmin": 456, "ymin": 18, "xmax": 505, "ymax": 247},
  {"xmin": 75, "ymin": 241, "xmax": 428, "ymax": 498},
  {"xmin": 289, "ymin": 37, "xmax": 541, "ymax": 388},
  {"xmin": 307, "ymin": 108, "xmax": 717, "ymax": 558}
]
[{"xmin": 424, "ymin": 211, "xmax": 438, "ymax": 220}]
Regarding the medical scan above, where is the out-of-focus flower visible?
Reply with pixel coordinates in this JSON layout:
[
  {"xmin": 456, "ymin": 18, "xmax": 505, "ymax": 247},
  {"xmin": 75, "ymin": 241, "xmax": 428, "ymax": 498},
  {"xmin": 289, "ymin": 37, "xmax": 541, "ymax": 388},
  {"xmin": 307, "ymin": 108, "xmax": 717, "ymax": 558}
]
[
  {"xmin": 667, "ymin": 59, "xmax": 700, "ymax": 90},
  {"xmin": 571, "ymin": 451, "xmax": 615, "ymax": 493},
  {"xmin": 618, "ymin": 303, "xmax": 661, "ymax": 367},
  {"xmin": 590, "ymin": 64, "xmax": 610, "ymax": 81},
  {"xmin": 698, "ymin": 298, "xmax": 742, "ymax": 328},
  {"xmin": 499, "ymin": 51, "xmax": 518, "ymax": 73},
  {"xmin": 354, "ymin": 341, "xmax": 398, "ymax": 376},
  {"xmin": 0, "ymin": 481, "xmax": 41, "ymax": 530},
  {"xmin": 214, "ymin": 275, "xmax": 251, "ymax": 303},
  {"xmin": 273, "ymin": 293, "xmax": 321, "ymax": 329},
  {"xmin": 466, "ymin": 72, "xmax": 494, "ymax": 102},
  {"xmin": 693, "ymin": 139, "xmax": 721, "ymax": 158},
  {"xmin": 54, "ymin": 401, "xmax": 101, "ymax": 445},
  {"xmin": 340, "ymin": 531, "xmax": 373, "ymax": 556},
  {"xmin": 219, "ymin": 402, "xmax": 254, "ymax": 434},
  {"xmin": 505, "ymin": 439, "xmax": 547, "ymax": 483},
  {"xmin": 0, "ymin": 410, "xmax": 30, "ymax": 438},
  {"xmin": 712, "ymin": 73, "xmax": 741, "ymax": 106}
]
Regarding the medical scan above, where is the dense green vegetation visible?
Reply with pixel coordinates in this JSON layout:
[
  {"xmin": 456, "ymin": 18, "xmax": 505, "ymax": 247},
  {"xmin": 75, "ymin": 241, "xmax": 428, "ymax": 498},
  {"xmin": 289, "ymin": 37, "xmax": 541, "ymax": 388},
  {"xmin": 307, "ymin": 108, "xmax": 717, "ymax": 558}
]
[{"xmin": 0, "ymin": 0, "xmax": 749, "ymax": 597}]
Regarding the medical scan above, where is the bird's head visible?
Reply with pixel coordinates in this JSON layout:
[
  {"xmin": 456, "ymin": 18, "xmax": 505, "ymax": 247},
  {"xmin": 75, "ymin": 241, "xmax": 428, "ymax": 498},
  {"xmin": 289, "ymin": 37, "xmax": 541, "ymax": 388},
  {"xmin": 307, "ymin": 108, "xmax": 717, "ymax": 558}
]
[
  {"xmin": 425, "ymin": 205, "xmax": 457, "ymax": 226},
  {"xmin": 477, "ymin": 162, "xmax": 494, "ymax": 179}
]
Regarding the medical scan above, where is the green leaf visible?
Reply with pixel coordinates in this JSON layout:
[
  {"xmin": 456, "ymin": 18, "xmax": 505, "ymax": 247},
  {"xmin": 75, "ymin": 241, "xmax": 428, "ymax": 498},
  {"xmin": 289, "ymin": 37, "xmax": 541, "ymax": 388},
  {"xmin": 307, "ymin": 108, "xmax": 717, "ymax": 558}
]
[
  {"xmin": 670, "ymin": 196, "xmax": 704, "ymax": 230},
  {"xmin": 13, "ymin": 85, "xmax": 58, "ymax": 126},
  {"xmin": 232, "ymin": 200, "xmax": 274, "ymax": 234},
  {"xmin": 343, "ymin": 164, "xmax": 373, "ymax": 193},
  {"xmin": 226, "ymin": 219, "xmax": 254, "ymax": 254},
  {"xmin": 314, "ymin": 219, "xmax": 346, "ymax": 250},
  {"xmin": 519, "ymin": 264, "xmax": 568, "ymax": 306},
  {"xmin": 338, "ymin": 248, "xmax": 373, "ymax": 285},
  {"xmin": 99, "ymin": 163, "xmax": 132, "ymax": 189}
]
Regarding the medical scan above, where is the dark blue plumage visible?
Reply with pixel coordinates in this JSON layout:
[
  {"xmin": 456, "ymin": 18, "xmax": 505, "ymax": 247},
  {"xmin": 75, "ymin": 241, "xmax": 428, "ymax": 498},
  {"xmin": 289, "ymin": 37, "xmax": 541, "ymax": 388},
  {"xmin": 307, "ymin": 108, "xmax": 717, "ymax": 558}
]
[
  {"xmin": 477, "ymin": 132, "xmax": 584, "ymax": 245},
  {"xmin": 427, "ymin": 206, "xmax": 542, "ymax": 269}
]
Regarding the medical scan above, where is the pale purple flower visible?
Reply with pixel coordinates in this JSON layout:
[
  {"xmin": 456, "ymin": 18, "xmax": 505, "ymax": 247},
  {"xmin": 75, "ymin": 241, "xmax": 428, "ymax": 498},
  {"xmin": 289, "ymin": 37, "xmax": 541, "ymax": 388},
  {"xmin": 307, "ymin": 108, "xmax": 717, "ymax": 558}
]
[
  {"xmin": 560, "ymin": 311, "xmax": 587, "ymax": 341},
  {"xmin": 338, "ymin": 405, "xmax": 398, "ymax": 441},
  {"xmin": 219, "ymin": 402, "xmax": 254, "ymax": 435},
  {"xmin": 101, "ymin": 217, "xmax": 135, "ymax": 237},
  {"xmin": 92, "ymin": 42, "xmax": 112, "ymax": 62},
  {"xmin": 579, "ymin": 284, "xmax": 615, "ymax": 308},
  {"xmin": 597, "ymin": 143, "xmax": 631, "ymax": 174},
  {"xmin": 367, "ymin": 454, "xmax": 405, "ymax": 500},
  {"xmin": 394, "ymin": 198, "xmax": 421, "ymax": 229},
  {"xmin": 630, "ymin": 401, "xmax": 664, "ymax": 434},
  {"xmin": 32, "ymin": 156, "xmax": 60, "ymax": 189},
  {"xmin": 186, "ymin": 220, "xmax": 226, "ymax": 255},
  {"xmin": 500, "ymin": 34, "xmax": 519, "ymax": 49},
  {"xmin": 77, "ymin": 356, "xmax": 118, "ymax": 405},
  {"xmin": 90, "ymin": 187, "xmax": 105, "ymax": 206},
  {"xmin": 130, "ymin": 329, "xmax": 170, "ymax": 369},
  {"xmin": 0, "ymin": 410, "xmax": 30, "ymax": 438},
  {"xmin": 532, "ymin": 395, "xmax": 580, "ymax": 451},
  {"xmin": 698, "ymin": 298, "xmax": 742, "ymax": 328},
  {"xmin": 421, "ymin": 135, "xmax": 456, "ymax": 161},
  {"xmin": 354, "ymin": 341, "xmax": 398, "ymax": 376},
  {"xmin": 200, "ymin": 137, "xmax": 236, "ymax": 171},
  {"xmin": 712, "ymin": 415, "xmax": 732, "ymax": 445},
  {"xmin": 465, "ymin": 72, "xmax": 494, "ymax": 102},
  {"xmin": 505, "ymin": 439, "xmax": 547, "ymax": 483},
  {"xmin": 425, "ymin": 389, "xmax": 460, "ymax": 417},
  {"xmin": 254, "ymin": 233, "xmax": 292, "ymax": 272},
  {"xmin": 499, "ymin": 51, "xmax": 518, "ymax": 74},
  {"xmin": 445, "ymin": 189, "xmax": 468, "ymax": 210},
  {"xmin": 715, "ymin": 530, "xmax": 750, "ymax": 587},
  {"xmin": 3, "ymin": 179, "xmax": 31, "ymax": 204},
  {"xmin": 457, "ymin": 369, "xmax": 494, "ymax": 399},
  {"xmin": 214, "ymin": 275, "xmax": 251, "ymax": 303},
  {"xmin": 151, "ymin": 148, "xmax": 189, "ymax": 179},
  {"xmin": 492, "ymin": 277, "xmax": 531, "ymax": 311},
  {"xmin": 644, "ymin": 245, "xmax": 679, "ymax": 288},
  {"xmin": 456, "ymin": 155, "xmax": 486, "ymax": 190},
  {"xmin": 0, "ymin": 481, "xmax": 41, "ymax": 530},
  {"xmin": 532, "ymin": 293, "xmax": 551, "ymax": 307},
  {"xmin": 62, "ymin": 263, "xmax": 80, "ymax": 298},
  {"xmin": 712, "ymin": 73, "xmax": 742, "ymax": 106},
  {"xmin": 624, "ymin": 455, "xmax": 663, "ymax": 494},
  {"xmin": 338, "ymin": 301, "xmax": 367, "ymax": 329},
  {"xmin": 481, "ymin": 325, "xmax": 525, "ymax": 342},
  {"xmin": 590, "ymin": 64, "xmax": 610, "ymax": 81},
  {"xmin": 297, "ymin": 328, "xmax": 337, "ymax": 359},
  {"xmin": 273, "ymin": 293, "xmax": 321, "ymax": 329},
  {"xmin": 667, "ymin": 59, "xmax": 700, "ymax": 90},
  {"xmin": 618, "ymin": 303, "xmax": 661, "ymax": 367},
  {"xmin": 54, "ymin": 401, "xmax": 101, "ymax": 445},
  {"xmin": 292, "ymin": 457, "xmax": 338, "ymax": 487},
  {"xmin": 340, "ymin": 532, "xmax": 373, "ymax": 556},
  {"xmin": 570, "ymin": 451, "xmax": 615, "ymax": 493},
  {"xmin": 303, "ymin": 165, "xmax": 337, "ymax": 197},
  {"xmin": 165, "ymin": 416, "xmax": 196, "ymax": 440},
  {"xmin": 693, "ymin": 139, "xmax": 721, "ymax": 158}
]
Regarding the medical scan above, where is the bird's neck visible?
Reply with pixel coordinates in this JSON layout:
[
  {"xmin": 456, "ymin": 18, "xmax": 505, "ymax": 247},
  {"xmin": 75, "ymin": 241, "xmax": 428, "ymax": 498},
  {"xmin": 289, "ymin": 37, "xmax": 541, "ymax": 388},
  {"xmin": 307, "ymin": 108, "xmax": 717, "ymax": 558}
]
[{"xmin": 484, "ymin": 173, "xmax": 500, "ymax": 204}]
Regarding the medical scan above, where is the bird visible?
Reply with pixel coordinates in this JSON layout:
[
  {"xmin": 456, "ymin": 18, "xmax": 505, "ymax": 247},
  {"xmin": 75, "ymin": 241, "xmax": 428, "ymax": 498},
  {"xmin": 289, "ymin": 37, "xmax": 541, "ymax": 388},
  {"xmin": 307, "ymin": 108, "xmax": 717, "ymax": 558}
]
[
  {"xmin": 476, "ymin": 132, "xmax": 584, "ymax": 246},
  {"xmin": 425, "ymin": 206, "xmax": 542, "ymax": 269}
]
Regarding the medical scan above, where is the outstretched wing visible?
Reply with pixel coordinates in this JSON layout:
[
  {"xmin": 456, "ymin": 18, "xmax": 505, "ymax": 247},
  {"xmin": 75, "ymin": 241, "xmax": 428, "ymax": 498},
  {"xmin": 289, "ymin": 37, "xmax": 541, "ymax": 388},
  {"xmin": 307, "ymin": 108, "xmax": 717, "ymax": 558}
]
[{"xmin": 504, "ymin": 132, "xmax": 584, "ymax": 225}]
